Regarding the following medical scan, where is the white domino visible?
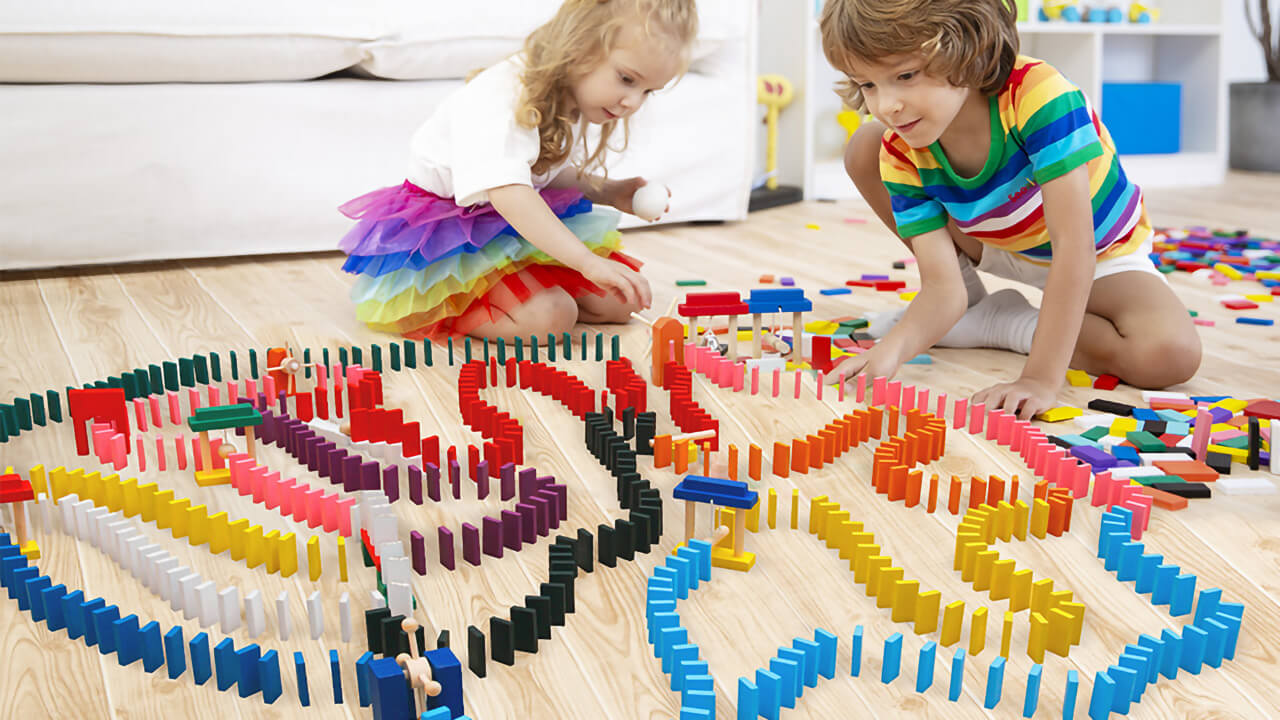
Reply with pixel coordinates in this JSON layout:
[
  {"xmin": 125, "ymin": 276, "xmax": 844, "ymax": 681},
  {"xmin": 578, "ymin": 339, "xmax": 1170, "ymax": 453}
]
[
  {"xmin": 277, "ymin": 591, "xmax": 291, "ymax": 641},
  {"xmin": 339, "ymin": 592, "xmax": 352, "ymax": 643},
  {"xmin": 307, "ymin": 591, "xmax": 324, "ymax": 640},
  {"xmin": 219, "ymin": 587, "xmax": 241, "ymax": 634},
  {"xmin": 180, "ymin": 573, "xmax": 201, "ymax": 620},
  {"xmin": 197, "ymin": 581, "xmax": 217, "ymax": 628},
  {"xmin": 245, "ymin": 590, "xmax": 265, "ymax": 639}
]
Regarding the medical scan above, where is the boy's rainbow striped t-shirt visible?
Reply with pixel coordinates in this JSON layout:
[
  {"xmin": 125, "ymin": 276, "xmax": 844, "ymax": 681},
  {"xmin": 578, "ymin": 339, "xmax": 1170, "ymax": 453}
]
[{"xmin": 880, "ymin": 55, "xmax": 1151, "ymax": 263}]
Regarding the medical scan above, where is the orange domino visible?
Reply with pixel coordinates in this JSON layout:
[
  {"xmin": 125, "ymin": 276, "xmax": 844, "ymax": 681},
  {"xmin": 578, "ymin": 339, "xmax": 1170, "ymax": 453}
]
[
  {"xmin": 986, "ymin": 476, "xmax": 1005, "ymax": 507},
  {"xmin": 728, "ymin": 445, "xmax": 739, "ymax": 481},
  {"xmin": 887, "ymin": 406, "xmax": 900, "ymax": 436},
  {"xmin": 1139, "ymin": 485, "xmax": 1188, "ymax": 511},
  {"xmin": 927, "ymin": 473, "xmax": 939, "ymax": 513},
  {"xmin": 791, "ymin": 439, "xmax": 810, "ymax": 474},
  {"xmin": 819, "ymin": 430, "xmax": 837, "ymax": 463},
  {"xmin": 948, "ymin": 476, "xmax": 962, "ymax": 515},
  {"xmin": 887, "ymin": 465, "xmax": 908, "ymax": 500},
  {"xmin": 868, "ymin": 407, "xmax": 884, "ymax": 439},
  {"xmin": 749, "ymin": 444, "xmax": 762, "ymax": 481},
  {"xmin": 806, "ymin": 435, "xmax": 824, "ymax": 470},
  {"xmin": 674, "ymin": 439, "xmax": 690, "ymax": 474},
  {"xmin": 1009, "ymin": 476, "xmax": 1019, "ymax": 502},
  {"xmin": 653, "ymin": 434, "xmax": 673, "ymax": 468},
  {"xmin": 1047, "ymin": 490, "xmax": 1073, "ymax": 536},
  {"xmin": 772, "ymin": 442, "xmax": 790, "ymax": 478},
  {"xmin": 1033, "ymin": 479, "xmax": 1048, "ymax": 502},
  {"xmin": 969, "ymin": 477, "xmax": 987, "ymax": 509},
  {"xmin": 701, "ymin": 440, "xmax": 711, "ymax": 476},
  {"xmin": 905, "ymin": 470, "xmax": 922, "ymax": 508}
]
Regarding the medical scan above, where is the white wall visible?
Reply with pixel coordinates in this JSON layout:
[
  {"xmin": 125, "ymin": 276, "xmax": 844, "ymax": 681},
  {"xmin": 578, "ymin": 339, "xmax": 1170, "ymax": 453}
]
[{"xmin": 1226, "ymin": 0, "xmax": 1270, "ymax": 82}]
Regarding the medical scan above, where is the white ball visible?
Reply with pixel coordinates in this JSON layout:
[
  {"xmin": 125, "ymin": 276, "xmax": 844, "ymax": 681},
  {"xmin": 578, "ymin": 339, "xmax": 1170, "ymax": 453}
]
[{"xmin": 631, "ymin": 183, "xmax": 669, "ymax": 222}]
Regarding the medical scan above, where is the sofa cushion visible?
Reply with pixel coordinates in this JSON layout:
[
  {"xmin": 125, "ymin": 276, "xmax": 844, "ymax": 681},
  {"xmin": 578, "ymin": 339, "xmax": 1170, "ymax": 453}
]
[
  {"xmin": 357, "ymin": 0, "xmax": 752, "ymax": 80},
  {"xmin": 0, "ymin": 0, "xmax": 378, "ymax": 82}
]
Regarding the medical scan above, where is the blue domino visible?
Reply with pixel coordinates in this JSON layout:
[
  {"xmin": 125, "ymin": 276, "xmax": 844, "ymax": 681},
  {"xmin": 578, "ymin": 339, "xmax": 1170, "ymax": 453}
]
[
  {"xmin": 24, "ymin": 576, "xmax": 51, "ymax": 621},
  {"xmin": 851, "ymin": 625, "xmax": 863, "ymax": 677},
  {"xmin": 665, "ymin": 643, "xmax": 698, "ymax": 677},
  {"xmin": 776, "ymin": 648, "xmax": 806, "ymax": 699},
  {"xmin": 190, "ymin": 632, "xmax": 211, "ymax": 685},
  {"xmin": 17, "ymin": 572, "xmax": 47, "ymax": 613},
  {"xmin": 1023, "ymin": 663, "xmax": 1042, "ymax": 718},
  {"xmin": 679, "ymin": 709, "xmax": 711, "ymax": 720},
  {"xmin": 820, "ymin": 288, "xmax": 852, "ymax": 295},
  {"xmin": 40, "ymin": 584, "xmax": 67, "ymax": 630},
  {"xmin": 164, "ymin": 626, "xmax": 186, "ymax": 679},
  {"xmin": 1159, "ymin": 628, "xmax": 1182, "ymax": 680},
  {"xmin": 677, "ymin": 660, "xmax": 709, "ymax": 695},
  {"xmin": 1135, "ymin": 553, "xmax": 1163, "ymax": 594},
  {"xmin": 140, "ymin": 621, "xmax": 164, "ymax": 673},
  {"xmin": 814, "ymin": 629, "xmax": 837, "ymax": 680},
  {"xmin": 755, "ymin": 668, "xmax": 782, "ymax": 720},
  {"xmin": 984, "ymin": 656, "xmax": 1005, "ymax": 709},
  {"xmin": 687, "ymin": 539, "xmax": 713, "ymax": 580},
  {"xmin": 368, "ymin": 656, "xmax": 412, "ymax": 720},
  {"xmin": 60, "ymin": 590, "xmax": 86, "ymax": 640},
  {"xmin": 1200, "ymin": 617, "xmax": 1228, "ymax": 668},
  {"xmin": 1170, "ymin": 573, "xmax": 1197, "ymax": 616},
  {"xmin": 330, "ymin": 649, "xmax": 343, "ymax": 704},
  {"xmin": 356, "ymin": 651, "xmax": 374, "ymax": 706},
  {"xmin": 1152, "ymin": 564, "xmax": 1178, "ymax": 605},
  {"xmin": 882, "ymin": 633, "xmax": 902, "ymax": 684},
  {"xmin": 1106, "ymin": 665, "xmax": 1137, "ymax": 714},
  {"xmin": 79, "ymin": 598, "xmax": 105, "ymax": 647},
  {"xmin": 1181, "ymin": 625, "xmax": 1207, "ymax": 674},
  {"xmin": 1214, "ymin": 611, "xmax": 1242, "ymax": 660},
  {"xmin": 737, "ymin": 678, "xmax": 759, "ymax": 720},
  {"xmin": 214, "ymin": 638, "xmax": 238, "ymax": 692},
  {"xmin": 649, "ymin": 611, "xmax": 680, "ymax": 647},
  {"xmin": 294, "ymin": 652, "xmax": 310, "ymax": 707},
  {"xmin": 658, "ymin": 626, "xmax": 688, "ymax": 664},
  {"xmin": 1063, "ymin": 669, "xmax": 1079, "ymax": 719},
  {"xmin": 1137, "ymin": 634, "xmax": 1166, "ymax": 683},
  {"xmin": 1087, "ymin": 670, "xmax": 1115, "ymax": 720},
  {"xmin": 654, "ymin": 567, "xmax": 685, "ymax": 600},
  {"xmin": 1128, "ymin": 641, "xmax": 1160, "ymax": 685},
  {"xmin": 90, "ymin": 605, "xmax": 120, "ymax": 655},
  {"xmin": 112, "ymin": 614, "xmax": 141, "ymax": 667},
  {"xmin": 676, "ymin": 545, "xmax": 706, "ymax": 587},
  {"xmin": 916, "ymin": 640, "xmax": 936, "ymax": 693},
  {"xmin": 1118, "ymin": 653, "xmax": 1149, "ymax": 703},
  {"xmin": 1193, "ymin": 588, "xmax": 1222, "ymax": 624},
  {"xmin": 948, "ymin": 648, "xmax": 965, "ymax": 702},
  {"xmin": 1116, "ymin": 542, "xmax": 1143, "ymax": 581},
  {"xmin": 792, "ymin": 638, "xmax": 821, "ymax": 688},
  {"xmin": 260, "ymin": 650, "xmax": 281, "ymax": 704},
  {"xmin": 667, "ymin": 554, "xmax": 696, "ymax": 592}
]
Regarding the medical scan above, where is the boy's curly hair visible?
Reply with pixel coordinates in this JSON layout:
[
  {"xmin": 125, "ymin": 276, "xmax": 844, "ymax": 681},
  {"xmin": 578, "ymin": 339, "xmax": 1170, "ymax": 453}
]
[
  {"xmin": 518, "ymin": 0, "xmax": 698, "ymax": 180},
  {"xmin": 819, "ymin": 0, "xmax": 1019, "ymax": 111}
]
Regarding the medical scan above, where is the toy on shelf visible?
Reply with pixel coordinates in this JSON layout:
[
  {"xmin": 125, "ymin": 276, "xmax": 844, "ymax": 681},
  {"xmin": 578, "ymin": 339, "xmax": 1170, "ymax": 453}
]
[
  {"xmin": 1084, "ymin": 4, "xmax": 1126, "ymax": 22},
  {"xmin": 837, "ymin": 106, "xmax": 864, "ymax": 141},
  {"xmin": 1039, "ymin": 0, "xmax": 1082, "ymax": 21},
  {"xmin": 750, "ymin": 74, "xmax": 803, "ymax": 211},
  {"xmin": 1129, "ymin": 1, "xmax": 1159, "ymax": 22}
]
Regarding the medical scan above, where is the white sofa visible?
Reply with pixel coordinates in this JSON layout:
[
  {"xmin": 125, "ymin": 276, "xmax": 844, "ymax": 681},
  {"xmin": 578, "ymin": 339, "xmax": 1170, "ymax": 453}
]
[{"xmin": 0, "ymin": 1, "xmax": 758, "ymax": 270}]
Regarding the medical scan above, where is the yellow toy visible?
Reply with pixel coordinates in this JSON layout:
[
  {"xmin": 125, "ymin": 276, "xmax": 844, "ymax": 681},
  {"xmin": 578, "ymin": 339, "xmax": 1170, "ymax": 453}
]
[
  {"xmin": 1039, "ymin": 0, "xmax": 1082, "ymax": 21},
  {"xmin": 1129, "ymin": 1, "xmax": 1159, "ymax": 23},
  {"xmin": 837, "ymin": 106, "xmax": 864, "ymax": 141},
  {"xmin": 757, "ymin": 74, "xmax": 794, "ymax": 191}
]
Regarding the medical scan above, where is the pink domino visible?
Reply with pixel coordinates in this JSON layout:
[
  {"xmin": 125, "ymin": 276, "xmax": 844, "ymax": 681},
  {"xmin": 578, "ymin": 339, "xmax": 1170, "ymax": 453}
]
[
  {"xmin": 263, "ymin": 471, "xmax": 282, "ymax": 509},
  {"xmin": 900, "ymin": 385, "xmax": 914, "ymax": 412},
  {"xmin": 968, "ymin": 402, "xmax": 985, "ymax": 434},
  {"xmin": 750, "ymin": 366, "xmax": 759, "ymax": 395},
  {"xmin": 264, "ymin": 375, "xmax": 277, "ymax": 404},
  {"xmin": 887, "ymin": 380, "xmax": 901, "ymax": 408},
  {"xmin": 148, "ymin": 395, "xmax": 163, "ymax": 427},
  {"xmin": 136, "ymin": 437, "xmax": 146, "ymax": 472},
  {"xmin": 336, "ymin": 498, "xmax": 355, "ymax": 536},
  {"xmin": 321, "ymin": 494, "xmax": 339, "ymax": 533},
  {"xmin": 1072, "ymin": 462, "xmax": 1090, "ymax": 499},
  {"xmin": 247, "ymin": 466, "xmax": 267, "ymax": 503},
  {"xmin": 207, "ymin": 385, "xmax": 220, "ymax": 407},
  {"xmin": 188, "ymin": 388, "xmax": 201, "ymax": 414},
  {"xmin": 227, "ymin": 381, "xmax": 239, "ymax": 404},
  {"xmin": 1122, "ymin": 498, "xmax": 1152, "ymax": 539},
  {"xmin": 190, "ymin": 437, "xmax": 204, "ymax": 472},
  {"xmin": 112, "ymin": 434, "xmax": 127, "ymax": 471},
  {"xmin": 133, "ymin": 398, "xmax": 149, "ymax": 433},
  {"xmin": 733, "ymin": 364, "xmax": 744, "ymax": 392},
  {"xmin": 291, "ymin": 485, "xmax": 309, "ymax": 523},
  {"xmin": 1091, "ymin": 471, "xmax": 1115, "ymax": 507},
  {"xmin": 772, "ymin": 369, "xmax": 781, "ymax": 398},
  {"xmin": 305, "ymin": 489, "xmax": 324, "ymax": 529},
  {"xmin": 244, "ymin": 378, "xmax": 256, "ymax": 400},
  {"xmin": 856, "ymin": 373, "xmax": 867, "ymax": 404},
  {"xmin": 985, "ymin": 408, "xmax": 1000, "ymax": 440},
  {"xmin": 953, "ymin": 398, "xmax": 968, "ymax": 430},
  {"xmin": 316, "ymin": 364, "xmax": 327, "ymax": 389},
  {"xmin": 815, "ymin": 372, "xmax": 824, "ymax": 401},
  {"xmin": 277, "ymin": 478, "xmax": 297, "ymax": 515},
  {"xmin": 837, "ymin": 372, "xmax": 846, "ymax": 402},
  {"xmin": 917, "ymin": 388, "xmax": 930, "ymax": 414},
  {"xmin": 872, "ymin": 376, "xmax": 887, "ymax": 406},
  {"xmin": 155, "ymin": 436, "xmax": 167, "ymax": 472},
  {"xmin": 175, "ymin": 434, "xmax": 187, "ymax": 470},
  {"xmin": 936, "ymin": 393, "xmax": 948, "ymax": 419},
  {"xmin": 794, "ymin": 370, "xmax": 802, "ymax": 400},
  {"xmin": 168, "ymin": 391, "xmax": 181, "ymax": 425}
]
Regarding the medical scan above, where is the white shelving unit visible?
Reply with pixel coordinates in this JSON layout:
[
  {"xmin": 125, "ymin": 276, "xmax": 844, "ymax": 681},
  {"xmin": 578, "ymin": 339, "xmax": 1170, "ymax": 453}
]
[{"xmin": 756, "ymin": 0, "xmax": 1227, "ymax": 201}]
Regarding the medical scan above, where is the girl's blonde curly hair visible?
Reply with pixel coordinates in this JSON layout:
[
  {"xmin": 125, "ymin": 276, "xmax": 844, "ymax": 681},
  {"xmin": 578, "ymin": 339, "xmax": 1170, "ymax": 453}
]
[
  {"xmin": 518, "ymin": 0, "xmax": 698, "ymax": 180},
  {"xmin": 820, "ymin": 0, "xmax": 1019, "ymax": 112}
]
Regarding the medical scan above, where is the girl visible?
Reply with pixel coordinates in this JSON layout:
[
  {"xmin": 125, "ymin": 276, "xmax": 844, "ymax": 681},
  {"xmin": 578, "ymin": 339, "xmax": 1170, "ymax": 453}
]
[
  {"xmin": 338, "ymin": 0, "xmax": 697, "ymax": 342},
  {"xmin": 819, "ymin": 0, "xmax": 1201, "ymax": 419}
]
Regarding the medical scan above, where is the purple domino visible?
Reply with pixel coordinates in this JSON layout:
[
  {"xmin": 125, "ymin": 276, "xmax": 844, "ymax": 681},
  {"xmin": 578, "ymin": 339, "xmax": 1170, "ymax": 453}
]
[
  {"xmin": 779, "ymin": 277, "xmax": 795, "ymax": 286},
  {"xmin": 518, "ymin": 468, "xmax": 538, "ymax": 501},
  {"xmin": 482, "ymin": 517, "xmax": 503, "ymax": 559},
  {"xmin": 449, "ymin": 460, "xmax": 462, "ymax": 500},
  {"xmin": 437, "ymin": 527, "xmax": 455, "ymax": 571},
  {"xmin": 410, "ymin": 531, "xmax": 426, "ymax": 575},
  {"xmin": 383, "ymin": 465, "xmax": 400, "ymax": 503},
  {"xmin": 861, "ymin": 273, "xmax": 889, "ymax": 281},
  {"xmin": 408, "ymin": 466, "xmax": 423, "ymax": 505},
  {"xmin": 361, "ymin": 461, "xmax": 381, "ymax": 491},
  {"xmin": 501, "ymin": 510, "xmax": 523, "ymax": 551},
  {"xmin": 342, "ymin": 456, "xmax": 361, "ymax": 493},
  {"xmin": 500, "ymin": 462, "xmax": 516, "ymax": 501},
  {"xmin": 426, "ymin": 463, "xmax": 441, "ymax": 502},
  {"xmin": 475, "ymin": 461, "xmax": 490, "ymax": 500},
  {"xmin": 529, "ymin": 495, "xmax": 551, "ymax": 536},
  {"xmin": 461, "ymin": 523, "xmax": 481, "ymax": 566},
  {"xmin": 516, "ymin": 503, "xmax": 538, "ymax": 543},
  {"xmin": 1070, "ymin": 445, "xmax": 1118, "ymax": 470}
]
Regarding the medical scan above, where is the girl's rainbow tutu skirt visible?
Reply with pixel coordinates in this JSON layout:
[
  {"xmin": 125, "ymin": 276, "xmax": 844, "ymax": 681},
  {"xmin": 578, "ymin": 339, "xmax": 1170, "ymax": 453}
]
[{"xmin": 338, "ymin": 181, "xmax": 639, "ymax": 340}]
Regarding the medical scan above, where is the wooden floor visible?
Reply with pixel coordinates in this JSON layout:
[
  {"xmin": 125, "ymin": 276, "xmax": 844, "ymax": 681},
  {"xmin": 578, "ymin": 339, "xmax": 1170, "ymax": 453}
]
[{"xmin": 1, "ymin": 173, "xmax": 1278, "ymax": 719}]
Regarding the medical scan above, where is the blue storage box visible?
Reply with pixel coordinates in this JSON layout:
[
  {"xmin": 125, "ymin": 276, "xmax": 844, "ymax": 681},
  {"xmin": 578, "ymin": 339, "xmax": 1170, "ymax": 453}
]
[{"xmin": 1102, "ymin": 83, "xmax": 1181, "ymax": 154}]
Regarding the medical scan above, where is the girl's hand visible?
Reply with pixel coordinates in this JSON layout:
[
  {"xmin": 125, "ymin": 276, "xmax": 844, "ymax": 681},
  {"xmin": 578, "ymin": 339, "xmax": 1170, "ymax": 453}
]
[
  {"xmin": 826, "ymin": 341, "xmax": 904, "ymax": 387},
  {"xmin": 581, "ymin": 256, "xmax": 652, "ymax": 309},
  {"xmin": 603, "ymin": 177, "xmax": 669, "ymax": 218},
  {"xmin": 972, "ymin": 376, "xmax": 1059, "ymax": 421}
]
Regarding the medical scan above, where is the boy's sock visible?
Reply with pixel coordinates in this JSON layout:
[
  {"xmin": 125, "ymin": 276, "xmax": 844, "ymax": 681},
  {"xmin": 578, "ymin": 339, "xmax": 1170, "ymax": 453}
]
[
  {"xmin": 867, "ymin": 252, "xmax": 987, "ymax": 339},
  {"xmin": 934, "ymin": 288, "xmax": 1039, "ymax": 354}
]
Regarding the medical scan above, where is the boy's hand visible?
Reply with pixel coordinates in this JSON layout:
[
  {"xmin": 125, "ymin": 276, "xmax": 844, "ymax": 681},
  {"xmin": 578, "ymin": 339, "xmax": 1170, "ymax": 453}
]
[
  {"xmin": 826, "ymin": 342, "xmax": 904, "ymax": 386},
  {"xmin": 973, "ymin": 376, "xmax": 1059, "ymax": 421},
  {"xmin": 580, "ymin": 256, "xmax": 652, "ymax": 309}
]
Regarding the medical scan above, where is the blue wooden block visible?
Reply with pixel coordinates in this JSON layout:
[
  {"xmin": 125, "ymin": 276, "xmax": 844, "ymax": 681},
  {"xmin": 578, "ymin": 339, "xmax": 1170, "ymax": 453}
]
[
  {"xmin": 658, "ymin": 626, "xmax": 688, "ymax": 663},
  {"xmin": 23, "ymin": 575, "xmax": 51, "ymax": 620},
  {"xmin": 40, "ymin": 584, "xmax": 67, "ymax": 630},
  {"xmin": 1102, "ymin": 534, "xmax": 1130, "ymax": 572},
  {"xmin": 260, "ymin": 650, "xmax": 281, "ymax": 704},
  {"xmin": 61, "ymin": 590, "xmax": 86, "ymax": 640},
  {"xmin": 679, "ymin": 706, "xmax": 712, "ymax": 720},
  {"xmin": 1096, "ymin": 523, "xmax": 1125, "ymax": 559},
  {"xmin": 984, "ymin": 656, "xmax": 1005, "ymax": 709},
  {"xmin": 356, "ymin": 651, "xmax": 374, "ymax": 707},
  {"xmin": 677, "ymin": 660, "xmax": 710, "ymax": 696},
  {"xmin": 140, "ymin": 621, "xmax": 164, "ymax": 673},
  {"xmin": 1128, "ymin": 641, "xmax": 1160, "ymax": 684},
  {"xmin": 1159, "ymin": 628, "xmax": 1181, "ymax": 680},
  {"xmin": 1087, "ymin": 671, "xmax": 1115, "ymax": 720},
  {"xmin": 682, "ymin": 674, "xmax": 714, "ymax": 699},
  {"xmin": 1170, "ymin": 573, "xmax": 1196, "ymax": 616},
  {"xmin": 1023, "ymin": 663, "xmax": 1042, "ymax": 718},
  {"xmin": 1064, "ymin": 669, "xmax": 1079, "ymax": 719},
  {"xmin": 916, "ymin": 641, "xmax": 936, "ymax": 693},
  {"xmin": 1137, "ymin": 634, "xmax": 1165, "ymax": 684},
  {"xmin": 770, "ymin": 656, "xmax": 799, "ymax": 707},
  {"xmin": 667, "ymin": 554, "xmax": 695, "ymax": 593},
  {"xmin": 1193, "ymin": 587, "xmax": 1223, "ymax": 624},
  {"xmin": 236, "ymin": 644, "xmax": 261, "ymax": 698},
  {"xmin": 294, "ymin": 652, "xmax": 310, "ymax": 707},
  {"xmin": 368, "ymin": 657, "xmax": 413, "ymax": 720},
  {"xmin": 649, "ymin": 611, "xmax": 679, "ymax": 646},
  {"xmin": 1118, "ymin": 653, "xmax": 1149, "ymax": 702},
  {"xmin": 90, "ymin": 605, "xmax": 120, "ymax": 655},
  {"xmin": 79, "ymin": 598, "xmax": 105, "ymax": 647},
  {"xmin": 1, "ymin": 554, "xmax": 28, "ymax": 595},
  {"xmin": 1214, "ymin": 611, "xmax": 1242, "ymax": 661},
  {"xmin": 684, "ymin": 689, "xmax": 716, "ymax": 714},
  {"xmin": 112, "ymin": 614, "xmax": 141, "ymax": 667},
  {"xmin": 1106, "ymin": 665, "xmax": 1137, "ymax": 714},
  {"xmin": 851, "ymin": 625, "xmax": 863, "ymax": 677},
  {"xmin": 755, "ymin": 669, "xmax": 782, "ymax": 720},
  {"xmin": 1199, "ymin": 617, "xmax": 1228, "ymax": 668},
  {"xmin": 1151, "ymin": 564, "xmax": 1178, "ymax": 605},
  {"xmin": 687, "ymin": 539, "xmax": 713, "ymax": 580},
  {"xmin": 792, "ymin": 638, "xmax": 821, "ymax": 688},
  {"xmin": 777, "ymin": 648, "xmax": 807, "ymax": 698},
  {"xmin": 1135, "ymin": 553, "xmax": 1163, "ymax": 594},
  {"xmin": 655, "ymin": 566, "xmax": 685, "ymax": 600},
  {"xmin": 736, "ymin": 678, "xmax": 759, "ymax": 720},
  {"xmin": 164, "ymin": 626, "xmax": 186, "ymax": 680},
  {"xmin": 330, "ymin": 649, "xmax": 343, "ymax": 704},
  {"xmin": 214, "ymin": 638, "xmax": 238, "ymax": 692},
  {"xmin": 819, "ymin": 287, "xmax": 852, "ymax": 295},
  {"xmin": 420, "ymin": 709, "xmax": 451, "ymax": 720},
  {"xmin": 1116, "ymin": 542, "xmax": 1142, "ymax": 581},
  {"xmin": 190, "ymin": 632, "xmax": 212, "ymax": 685},
  {"xmin": 665, "ymin": 643, "xmax": 698, "ymax": 677},
  {"xmin": 882, "ymin": 633, "xmax": 902, "ymax": 684},
  {"xmin": 1181, "ymin": 625, "xmax": 1207, "ymax": 674},
  {"xmin": 676, "ymin": 546, "xmax": 705, "ymax": 588},
  {"xmin": 948, "ymin": 649, "xmax": 965, "ymax": 702},
  {"xmin": 17, "ymin": 572, "xmax": 47, "ymax": 613},
  {"xmin": 814, "ymin": 629, "xmax": 837, "ymax": 680}
]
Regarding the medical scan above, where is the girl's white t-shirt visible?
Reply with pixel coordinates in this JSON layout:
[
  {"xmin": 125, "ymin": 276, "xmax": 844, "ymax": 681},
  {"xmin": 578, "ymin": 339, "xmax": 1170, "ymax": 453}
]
[{"xmin": 407, "ymin": 55, "xmax": 575, "ymax": 208}]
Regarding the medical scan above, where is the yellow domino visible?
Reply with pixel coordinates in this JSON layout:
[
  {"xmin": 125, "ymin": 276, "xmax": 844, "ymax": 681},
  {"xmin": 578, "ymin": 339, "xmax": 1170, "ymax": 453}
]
[
  {"xmin": 1036, "ymin": 406, "xmax": 1082, "ymax": 423},
  {"xmin": 1064, "ymin": 369, "xmax": 1091, "ymax": 387},
  {"xmin": 808, "ymin": 495, "xmax": 831, "ymax": 536},
  {"xmin": 914, "ymin": 590, "xmax": 941, "ymax": 635},
  {"xmin": 1210, "ymin": 397, "xmax": 1247, "ymax": 413},
  {"xmin": 1208, "ymin": 444, "xmax": 1248, "ymax": 462},
  {"xmin": 891, "ymin": 579, "xmax": 919, "ymax": 622},
  {"xmin": 208, "ymin": 512, "xmax": 230, "ymax": 554},
  {"xmin": 121, "ymin": 478, "xmax": 140, "ymax": 517},
  {"xmin": 307, "ymin": 536, "xmax": 322, "ymax": 581},
  {"xmin": 745, "ymin": 498, "xmax": 760, "ymax": 533},
  {"xmin": 995, "ymin": 501, "xmax": 1014, "ymax": 542},
  {"xmin": 999, "ymin": 611, "xmax": 1014, "ymax": 658},
  {"xmin": 137, "ymin": 483, "xmax": 159, "ymax": 522},
  {"xmin": 84, "ymin": 471, "xmax": 104, "ymax": 504},
  {"xmin": 990, "ymin": 559, "xmax": 1016, "ymax": 600},
  {"xmin": 279, "ymin": 533, "xmax": 298, "ymax": 578},
  {"xmin": 1213, "ymin": 262, "xmax": 1243, "ymax": 280},
  {"xmin": 959, "ymin": 542, "xmax": 985, "ymax": 582},
  {"xmin": 264, "ymin": 530, "xmax": 281, "ymax": 573},
  {"xmin": 767, "ymin": 488, "xmax": 777, "ymax": 529},
  {"xmin": 64, "ymin": 468, "xmax": 86, "ymax": 499},
  {"xmin": 973, "ymin": 550, "xmax": 998, "ymax": 591},
  {"xmin": 843, "ymin": 531, "xmax": 872, "ymax": 562},
  {"xmin": 186, "ymin": 505, "xmax": 208, "ymax": 547},
  {"xmin": 228, "ymin": 519, "xmax": 250, "ymax": 561},
  {"xmin": 337, "ymin": 536, "xmax": 349, "ymax": 582},
  {"xmin": 823, "ymin": 510, "xmax": 849, "ymax": 546},
  {"xmin": 863, "ymin": 556, "xmax": 890, "ymax": 594},
  {"xmin": 1245, "ymin": 294, "xmax": 1274, "ymax": 303},
  {"xmin": 1048, "ymin": 608, "xmax": 1077, "ymax": 656},
  {"xmin": 1009, "ymin": 569, "xmax": 1033, "ymax": 612},
  {"xmin": 245, "ymin": 526, "xmax": 266, "ymax": 569},
  {"xmin": 48, "ymin": 466, "xmax": 67, "ymax": 501},
  {"xmin": 1109, "ymin": 417, "xmax": 1138, "ymax": 437},
  {"xmin": 28, "ymin": 465, "xmax": 46, "ymax": 499},
  {"xmin": 153, "ymin": 490, "xmax": 175, "ymax": 529},
  {"xmin": 940, "ymin": 601, "xmax": 965, "ymax": 646},
  {"xmin": 167, "ymin": 498, "xmax": 192, "ymax": 539},
  {"xmin": 969, "ymin": 607, "xmax": 988, "ymax": 655},
  {"xmin": 103, "ymin": 474, "xmax": 123, "ymax": 513},
  {"xmin": 1058, "ymin": 602, "xmax": 1087, "ymax": 645},
  {"xmin": 1012, "ymin": 501, "xmax": 1029, "ymax": 541},
  {"xmin": 1028, "ymin": 612, "xmax": 1048, "ymax": 663},
  {"xmin": 19, "ymin": 541, "xmax": 40, "ymax": 561},
  {"xmin": 876, "ymin": 568, "xmax": 904, "ymax": 609},
  {"xmin": 1030, "ymin": 578, "xmax": 1055, "ymax": 615},
  {"xmin": 852, "ymin": 544, "xmax": 881, "ymax": 580},
  {"xmin": 1030, "ymin": 499, "xmax": 1050, "ymax": 539},
  {"xmin": 1258, "ymin": 270, "xmax": 1280, "ymax": 280}
]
